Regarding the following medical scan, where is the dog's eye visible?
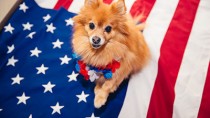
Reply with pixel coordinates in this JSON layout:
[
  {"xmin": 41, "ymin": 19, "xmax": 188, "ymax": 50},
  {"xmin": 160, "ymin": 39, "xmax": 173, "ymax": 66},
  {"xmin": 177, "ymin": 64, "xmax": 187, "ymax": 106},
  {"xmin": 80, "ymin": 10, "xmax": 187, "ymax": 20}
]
[
  {"xmin": 89, "ymin": 23, "xmax": 95, "ymax": 30},
  {"xmin": 105, "ymin": 26, "xmax": 112, "ymax": 33}
]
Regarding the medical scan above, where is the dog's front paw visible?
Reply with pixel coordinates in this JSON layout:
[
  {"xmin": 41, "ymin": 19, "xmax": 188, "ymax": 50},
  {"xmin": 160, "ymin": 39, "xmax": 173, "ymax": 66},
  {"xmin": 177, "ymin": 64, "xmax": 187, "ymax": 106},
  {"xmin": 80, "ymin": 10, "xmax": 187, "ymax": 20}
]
[
  {"xmin": 94, "ymin": 92, "xmax": 108, "ymax": 108},
  {"xmin": 94, "ymin": 84, "xmax": 101, "ymax": 95},
  {"xmin": 94, "ymin": 95, "xmax": 106, "ymax": 108},
  {"xmin": 110, "ymin": 85, "xmax": 117, "ymax": 93}
]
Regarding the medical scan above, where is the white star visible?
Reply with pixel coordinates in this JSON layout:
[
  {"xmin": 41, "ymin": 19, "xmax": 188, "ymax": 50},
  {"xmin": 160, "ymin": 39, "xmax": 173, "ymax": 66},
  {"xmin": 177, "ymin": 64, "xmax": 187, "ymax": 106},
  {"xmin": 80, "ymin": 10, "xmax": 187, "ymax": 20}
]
[
  {"xmin": 19, "ymin": 2, "xmax": 28, "ymax": 13},
  {"xmin": 29, "ymin": 114, "xmax": 32, "ymax": 118},
  {"xmin": 43, "ymin": 14, "xmax": 51, "ymax": 22},
  {"xmin": 7, "ymin": 44, "xmax": 15, "ymax": 54},
  {"xmin": 86, "ymin": 113, "xmax": 100, "ymax": 118},
  {"xmin": 65, "ymin": 18, "xmax": 74, "ymax": 26},
  {"xmin": 17, "ymin": 92, "xmax": 30, "ymax": 105},
  {"xmin": 46, "ymin": 23, "xmax": 56, "ymax": 33},
  {"xmin": 42, "ymin": 81, "xmax": 55, "ymax": 93},
  {"xmin": 59, "ymin": 55, "xmax": 71, "ymax": 65},
  {"xmin": 30, "ymin": 47, "xmax": 42, "ymax": 57},
  {"xmin": 51, "ymin": 102, "xmax": 64, "ymax": 115},
  {"xmin": 4, "ymin": 23, "xmax": 14, "ymax": 34},
  {"xmin": 0, "ymin": 109, "xmax": 2, "ymax": 112},
  {"xmin": 36, "ymin": 64, "xmax": 48, "ymax": 74},
  {"xmin": 67, "ymin": 71, "xmax": 79, "ymax": 82},
  {"xmin": 26, "ymin": 32, "xmax": 36, "ymax": 39},
  {"xmin": 22, "ymin": 22, "xmax": 33, "ymax": 31},
  {"xmin": 52, "ymin": 39, "xmax": 64, "ymax": 49},
  {"xmin": 7, "ymin": 56, "xmax": 18, "ymax": 66},
  {"xmin": 76, "ymin": 91, "xmax": 89, "ymax": 103},
  {"xmin": 11, "ymin": 74, "xmax": 24, "ymax": 85}
]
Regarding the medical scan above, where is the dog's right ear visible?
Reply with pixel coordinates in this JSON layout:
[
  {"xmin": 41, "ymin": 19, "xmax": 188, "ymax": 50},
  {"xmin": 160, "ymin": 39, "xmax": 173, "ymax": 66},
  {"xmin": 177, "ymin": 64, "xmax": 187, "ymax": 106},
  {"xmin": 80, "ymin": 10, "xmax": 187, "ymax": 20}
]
[{"xmin": 84, "ymin": 0, "xmax": 100, "ymax": 7}]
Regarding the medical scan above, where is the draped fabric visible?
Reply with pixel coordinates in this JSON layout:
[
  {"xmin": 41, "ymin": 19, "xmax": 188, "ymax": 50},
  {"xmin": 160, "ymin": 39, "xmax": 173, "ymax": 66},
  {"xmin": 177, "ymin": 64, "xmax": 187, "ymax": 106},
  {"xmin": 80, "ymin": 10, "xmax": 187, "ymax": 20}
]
[{"xmin": 0, "ymin": 0, "xmax": 210, "ymax": 118}]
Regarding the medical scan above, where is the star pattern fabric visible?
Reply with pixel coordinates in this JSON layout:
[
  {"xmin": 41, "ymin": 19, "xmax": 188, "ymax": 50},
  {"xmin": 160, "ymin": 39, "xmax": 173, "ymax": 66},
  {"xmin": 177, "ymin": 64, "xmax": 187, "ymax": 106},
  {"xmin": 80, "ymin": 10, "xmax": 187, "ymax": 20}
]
[
  {"xmin": 16, "ymin": 92, "xmax": 30, "ymax": 105},
  {"xmin": 30, "ymin": 47, "xmax": 42, "ymax": 57},
  {"xmin": 36, "ymin": 64, "xmax": 48, "ymax": 74},
  {"xmin": 11, "ymin": 74, "xmax": 24, "ymax": 85},
  {"xmin": 59, "ymin": 55, "xmax": 71, "ymax": 65},
  {"xmin": 52, "ymin": 39, "xmax": 63, "ymax": 49},
  {"xmin": 76, "ymin": 91, "xmax": 89, "ymax": 103},
  {"xmin": 86, "ymin": 113, "xmax": 100, "ymax": 118},
  {"xmin": 29, "ymin": 114, "xmax": 32, "ymax": 118},
  {"xmin": 50, "ymin": 102, "xmax": 64, "ymax": 114},
  {"xmin": 7, "ymin": 44, "xmax": 15, "ymax": 54},
  {"xmin": 0, "ymin": 0, "xmax": 128, "ymax": 118},
  {"xmin": 65, "ymin": 18, "xmax": 74, "ymax": 26},
  {"xmin": 22, "ymin": 22, "xmax": 33, "ymax": 30},
  {"xmin": 43, "ymin": 14, "xmax": 51, "ymax": 22},
  {"xmin": 7, "ymin": 56, "xmax": 18, "ymax": 66},
  {"xmin": 26, "ymin": 32, "xmax": 36, "ymax": 39},
  {"xmin": 67, "ymin": 71, "xmax": 79, "ymax": 82},
  {"xmin": 4, "ymin": 23, "xmax": 14, "ymax": 34},
  {"xmin": 42, "ymin": 81, "xmax": 55, "ymax": 93},
  {"xmin": 46, "ymin": 23, "xmax": 56, "ymax": 33},
  {"xmin": 19, "ymin": 2, "xmax": 28, "ymax": 13}
]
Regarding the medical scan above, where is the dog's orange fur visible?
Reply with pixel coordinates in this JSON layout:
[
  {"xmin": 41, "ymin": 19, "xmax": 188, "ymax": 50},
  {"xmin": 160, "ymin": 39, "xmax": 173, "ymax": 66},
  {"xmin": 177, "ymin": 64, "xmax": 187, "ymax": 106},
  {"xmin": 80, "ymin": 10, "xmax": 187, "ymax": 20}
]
[{"xmin": 72, "ymin": 0, "xmax": 150, "ymax": 108}]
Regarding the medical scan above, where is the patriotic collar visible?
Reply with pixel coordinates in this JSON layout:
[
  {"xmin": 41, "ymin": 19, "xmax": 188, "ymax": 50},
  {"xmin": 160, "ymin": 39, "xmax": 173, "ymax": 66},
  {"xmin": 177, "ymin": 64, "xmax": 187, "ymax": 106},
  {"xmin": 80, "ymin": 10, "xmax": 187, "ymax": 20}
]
[{"xmin": 72, "ymin": 53, "xmax": 120, "ymax": 82}]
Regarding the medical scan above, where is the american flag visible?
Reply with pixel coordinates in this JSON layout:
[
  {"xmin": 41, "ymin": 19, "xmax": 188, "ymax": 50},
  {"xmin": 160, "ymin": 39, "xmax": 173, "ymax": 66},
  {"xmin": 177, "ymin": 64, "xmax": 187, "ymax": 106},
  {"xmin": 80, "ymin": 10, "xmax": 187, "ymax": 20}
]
[{"xmin": 0, "ymin": 0, "xmax": 210, "ymax": 118}]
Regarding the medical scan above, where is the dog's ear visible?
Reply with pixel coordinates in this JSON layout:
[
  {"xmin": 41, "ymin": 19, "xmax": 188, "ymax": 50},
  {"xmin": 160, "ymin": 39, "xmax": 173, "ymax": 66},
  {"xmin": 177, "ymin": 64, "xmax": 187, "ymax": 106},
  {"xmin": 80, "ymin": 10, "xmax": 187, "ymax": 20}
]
[
  {"xmin": 111, "ymin": 0, "xmax": 126, "ymax": 15},
  {"xmin": 72, "ymin": 15, "xmax": 86, "ymax": 25},
  {"xmin": 84, "ymin": 0, "xmax": 100, "ymax": 7}
]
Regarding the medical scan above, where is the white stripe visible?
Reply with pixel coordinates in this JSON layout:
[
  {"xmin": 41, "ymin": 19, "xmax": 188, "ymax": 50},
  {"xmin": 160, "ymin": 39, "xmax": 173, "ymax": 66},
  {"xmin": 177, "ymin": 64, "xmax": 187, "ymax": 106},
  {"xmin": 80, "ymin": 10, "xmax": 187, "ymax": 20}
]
[
  {"xmin": 35, "ymin": 0, "xmax": 58, "ymax": 9},
  {"xmin": 119, "ymin": 0, "xmax": 179, "ymax": 117},
  {"xmin": 68, "ymin": 0, "xmax": 84, "ymax": 13},
  {"xmin": 124, "ymin": 0, "xmax": 136, "ymax": 12},
  {"xmin": 68, "ymin": 0, "xmax": 135, "ymax": 14},
  {"xmin": 173, "ymin": 0, "xmax": 210, "ymax": 117}
]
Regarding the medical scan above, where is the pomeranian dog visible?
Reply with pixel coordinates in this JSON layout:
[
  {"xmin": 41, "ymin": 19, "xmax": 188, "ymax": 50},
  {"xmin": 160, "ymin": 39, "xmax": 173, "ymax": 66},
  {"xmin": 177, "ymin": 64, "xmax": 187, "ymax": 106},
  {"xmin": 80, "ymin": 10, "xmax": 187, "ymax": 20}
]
[{"xmin": 72, "ymin": 0, "xmax": 150, "ymax": 108}]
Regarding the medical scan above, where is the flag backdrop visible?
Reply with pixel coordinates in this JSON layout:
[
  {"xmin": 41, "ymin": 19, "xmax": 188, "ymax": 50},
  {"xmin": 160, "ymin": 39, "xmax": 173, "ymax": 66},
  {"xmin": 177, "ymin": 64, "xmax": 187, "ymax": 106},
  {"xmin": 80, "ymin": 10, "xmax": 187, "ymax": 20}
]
[{"xmin": 0, "ymin": 0, "xmax": 210, "ymax": 118}]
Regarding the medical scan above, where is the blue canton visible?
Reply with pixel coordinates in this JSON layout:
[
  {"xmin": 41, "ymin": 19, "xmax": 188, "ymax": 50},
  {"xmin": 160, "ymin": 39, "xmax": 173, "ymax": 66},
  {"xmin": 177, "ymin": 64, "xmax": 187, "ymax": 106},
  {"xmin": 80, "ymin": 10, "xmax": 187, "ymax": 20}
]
[{"xmin": 0, "ymin": 0, "xmax": 128, "ymax": 118}]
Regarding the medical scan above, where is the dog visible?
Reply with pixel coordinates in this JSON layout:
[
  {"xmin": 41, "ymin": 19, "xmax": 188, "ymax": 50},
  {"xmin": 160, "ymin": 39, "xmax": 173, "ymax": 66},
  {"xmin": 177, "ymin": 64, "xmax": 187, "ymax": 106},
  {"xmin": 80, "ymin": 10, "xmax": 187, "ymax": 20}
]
[{"xmin": 72, "ymin": 0, "xmax": 150, "ymax": 108}]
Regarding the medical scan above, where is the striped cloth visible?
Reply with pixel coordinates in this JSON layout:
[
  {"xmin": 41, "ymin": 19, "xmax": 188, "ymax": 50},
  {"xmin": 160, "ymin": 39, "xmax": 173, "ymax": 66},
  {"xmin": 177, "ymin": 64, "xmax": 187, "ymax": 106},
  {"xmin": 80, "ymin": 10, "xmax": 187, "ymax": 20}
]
[{"xmin": 1, "ymin": 0, "xmax": 210, "ymax": 117}]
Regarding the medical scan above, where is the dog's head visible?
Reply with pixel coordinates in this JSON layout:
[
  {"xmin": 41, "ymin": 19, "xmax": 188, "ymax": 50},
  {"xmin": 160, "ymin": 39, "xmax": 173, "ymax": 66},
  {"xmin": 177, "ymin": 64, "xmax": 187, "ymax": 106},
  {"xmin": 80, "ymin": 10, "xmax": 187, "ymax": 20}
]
[{"xmin": 72, "ymin": 0, "xmax": 129, "ymax": 67}]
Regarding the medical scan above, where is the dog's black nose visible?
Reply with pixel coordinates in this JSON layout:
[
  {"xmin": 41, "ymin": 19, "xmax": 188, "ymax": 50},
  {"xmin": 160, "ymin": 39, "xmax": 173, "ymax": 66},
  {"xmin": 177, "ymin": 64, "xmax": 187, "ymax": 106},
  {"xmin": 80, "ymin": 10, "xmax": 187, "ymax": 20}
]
[{"xmin": 92, "ymin": 36, "xmax": 101, "ymax": 44}]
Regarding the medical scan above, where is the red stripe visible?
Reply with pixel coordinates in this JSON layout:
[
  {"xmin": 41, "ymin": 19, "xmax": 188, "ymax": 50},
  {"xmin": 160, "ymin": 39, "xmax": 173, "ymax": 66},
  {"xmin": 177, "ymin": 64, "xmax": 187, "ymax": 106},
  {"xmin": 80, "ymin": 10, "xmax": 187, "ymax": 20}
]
[
  {"xmin": 54, "ymin": 0, "xmax": 73, "ymax": 10},
  {"xmin": 129, "ymin": 0, "xmax": 156, "ymax": 22},
  {"xmin": 103, "ymin": 0, "xmax": 113, "ymax": 4},
  {"xmin": 198, "ymin": 62, "xmax": 210, "ymax": 118},
  {"xmin": 146, "ymin": 0, "xmax": 200, "ymax": 118}
]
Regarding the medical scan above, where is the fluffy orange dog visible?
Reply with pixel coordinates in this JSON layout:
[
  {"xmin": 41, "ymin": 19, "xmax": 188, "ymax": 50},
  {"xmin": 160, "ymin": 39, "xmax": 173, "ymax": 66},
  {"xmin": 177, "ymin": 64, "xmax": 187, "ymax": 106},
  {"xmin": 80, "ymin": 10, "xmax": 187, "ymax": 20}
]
[{"xmin": 72, "ymin": 0, "xmax": 150, "ymax": 108}]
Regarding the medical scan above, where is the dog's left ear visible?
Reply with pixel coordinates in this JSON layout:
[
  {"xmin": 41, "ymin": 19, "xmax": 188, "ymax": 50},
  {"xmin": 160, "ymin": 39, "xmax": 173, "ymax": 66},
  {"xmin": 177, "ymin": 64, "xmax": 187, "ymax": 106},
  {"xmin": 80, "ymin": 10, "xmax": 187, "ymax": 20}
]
[{"xmin": 111, "ymin": 0, "xmax": 126, "ymax": 15}]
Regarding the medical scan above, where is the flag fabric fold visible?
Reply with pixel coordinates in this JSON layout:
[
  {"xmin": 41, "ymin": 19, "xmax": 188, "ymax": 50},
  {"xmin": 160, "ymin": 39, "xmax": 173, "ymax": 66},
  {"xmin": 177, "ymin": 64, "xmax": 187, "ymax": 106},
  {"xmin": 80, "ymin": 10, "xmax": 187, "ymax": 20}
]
[
  {"xmin": 0, "ymin": 0, "xmax": 128, "ymax": 117},
  {"xmin": 1, "ymin": 0, "xmax": 210, "ymax": 118}
]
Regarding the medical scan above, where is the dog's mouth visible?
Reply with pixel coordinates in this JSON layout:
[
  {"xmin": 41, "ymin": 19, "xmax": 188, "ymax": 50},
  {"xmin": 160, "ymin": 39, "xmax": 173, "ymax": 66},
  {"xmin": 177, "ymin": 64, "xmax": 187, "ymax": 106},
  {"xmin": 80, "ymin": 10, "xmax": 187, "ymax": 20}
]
[{"xmin": 92, "ymin": 44, "xmax": 101, "ymax": 49}]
